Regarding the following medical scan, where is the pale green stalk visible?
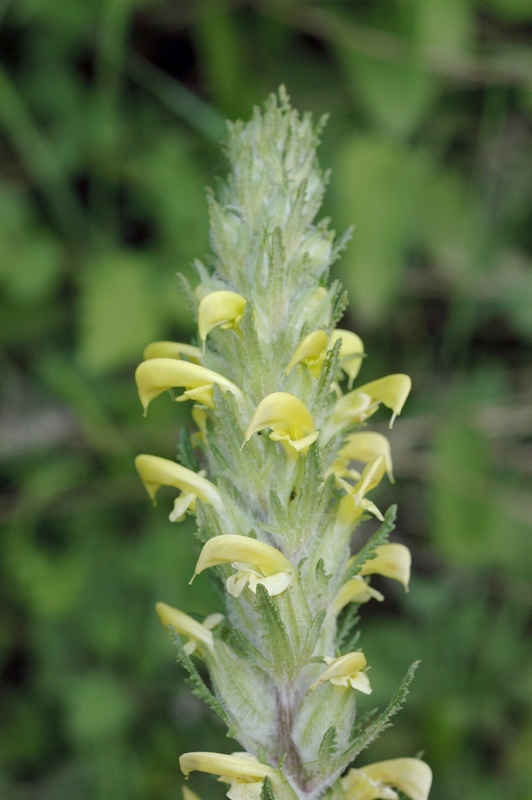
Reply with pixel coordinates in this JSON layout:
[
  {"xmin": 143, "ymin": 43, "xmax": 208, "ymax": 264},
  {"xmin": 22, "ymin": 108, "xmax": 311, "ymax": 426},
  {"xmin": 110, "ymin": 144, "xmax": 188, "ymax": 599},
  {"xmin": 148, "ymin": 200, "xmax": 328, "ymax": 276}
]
[{"xmin": 134, "ymin": 88, "xmax": 432, "ymax": 800}]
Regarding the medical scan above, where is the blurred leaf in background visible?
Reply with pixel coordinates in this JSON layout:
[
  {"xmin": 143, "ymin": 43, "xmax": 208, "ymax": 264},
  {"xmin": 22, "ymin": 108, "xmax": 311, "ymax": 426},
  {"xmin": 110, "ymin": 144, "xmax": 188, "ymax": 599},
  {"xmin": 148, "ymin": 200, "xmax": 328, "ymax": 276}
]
[{"xmin": 1, "ymin": 1, "xmax": 532, "ymax": 799}]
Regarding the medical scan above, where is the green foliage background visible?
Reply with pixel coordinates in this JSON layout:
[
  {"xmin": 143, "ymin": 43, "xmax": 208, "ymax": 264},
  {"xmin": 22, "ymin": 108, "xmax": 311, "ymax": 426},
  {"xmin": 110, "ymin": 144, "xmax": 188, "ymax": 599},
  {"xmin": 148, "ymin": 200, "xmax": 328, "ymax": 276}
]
[{"xmin": 1, "ymin": 1, "xmax": 532, "ymax": 798}]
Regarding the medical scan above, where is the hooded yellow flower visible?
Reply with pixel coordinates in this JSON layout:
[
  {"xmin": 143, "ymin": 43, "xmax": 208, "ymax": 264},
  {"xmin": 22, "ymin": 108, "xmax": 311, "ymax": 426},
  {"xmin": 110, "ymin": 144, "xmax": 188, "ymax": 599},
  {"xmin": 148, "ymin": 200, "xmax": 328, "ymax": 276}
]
[
  {"xmin": 193, "ymin": 534, "xmax": 295, "ymax": 597},
  {"xmin": 336, "ymin": 455, "xmax": 387, "ymax": 527},
  {"xmin": 135, "ymin": 454, "xmax": 223, "ymax": 522},
  {"xmin": 135, "ymin": 358, "xmax": 244, "ymax": 414},
  {"xmin": 333, "ymin": 374, "xmax": 411, "ymax": 428},
  {"xmin": 329, "ymin": 329, "xmax": 364, "ymax": 387},
  {"xmin": 284, "ymin": 330, "xmax": 329, "ymax": 378},
  {"xmin": 331, "ymin": 576, "xmax": 384, "ymax": 615},
  {"xmin": 179, "ymin": 751, "xmax": 279, "ymax": 800},
  {"xmin": 357, "ymin": 543, "xmax": 411, "ymax": 591},
  {"xmin": 339, "ymin": 432, "xmax": 393, "ymax": 481},
  {"xmin": 197, "ymin": 290, "xmax": 247, "ymax": 346},
  {"xmin": 155, "ymin": 602, "xmax": 222, "ymax": 655},
  {"xmin": 143, "ymin": 341, "xmax": 202, "ymax": 363},
  {"xmin": 243, "ymin": 392, "xmax": 319, "ymax": 457},
  {"xmin": 341, "ymin": 758, "xmax": 432, "ymax": 800},
  {"xmin": 310, "ymin": 651, "xmax": 371, "ymax": 694}
]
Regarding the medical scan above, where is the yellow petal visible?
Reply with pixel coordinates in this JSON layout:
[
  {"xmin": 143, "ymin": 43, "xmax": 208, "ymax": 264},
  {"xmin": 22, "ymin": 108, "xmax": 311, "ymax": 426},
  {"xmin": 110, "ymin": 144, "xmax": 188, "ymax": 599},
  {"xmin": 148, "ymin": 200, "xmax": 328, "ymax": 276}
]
[
  {"xmin": 135, "ymin": 358, "xmax": 244, "ymax": 413},
  {"xmin": 351, "ymin": 455, "xmax": 387, "ymax": 500},
  {"xmin": 243, "ymin": 392, "xmax": 319, "ymax": 456},
  {"xmin": 284, "ymin": 330, "xmax": 329, "ymax": 377},
  {"xmin": 310, "ymin": 651, "xmax": 370, "ymax": 692},
  {"xmin": 340, "ymin": 432, "xmax": 393, "ymax": 482},
  {"xmin": 155, "ymin": 602, "xmax": 214, "ymax": 650},
  {"xmin": 194, "ymin": 535, "xmax": 294, "ymax": 580},
  {"xmin": 179, "ymin": 752, "xmax": 277, "ymax": 782},
  {"xmin": 330, "ymin": 329, "xmax": 364, "ymax": 387},
  {"xmin": 198, "ymin": 290, "xmax": 247, "ymax": 343},
  {"xmin": 143, "ymin": 341, "xmax": 202, "ymax": 363},
  {"xmin": 355, "ymin": 374, "xmax": 411, "ymax": 427},
  {"xmin": 135, "ymin": 455, "xmax": 223, "ymax": 510},
  {"xmin": 226, "ymin": 568, "xmax": 292, "ymax": 598},
  {"xmin": 341, "ymin": 770, "xmax": 398, "ymax": 800},
  {"xmin": 169, "ymin": 492, "xmax": 196, "ymax": 523},
  {"xmin": 359, "ymin": 544, "xmax": 411, "ymax": 591},
  {"xmin": 333, "ymin": 389, "xmax": 375, "ymax": 426},
  {"xmin": 331, "ymin": 576, "xmax": 384, "ymax": 615},
  {"xmin": 361, "ymin": 759, "xmax": 432, "ymax": 800}
]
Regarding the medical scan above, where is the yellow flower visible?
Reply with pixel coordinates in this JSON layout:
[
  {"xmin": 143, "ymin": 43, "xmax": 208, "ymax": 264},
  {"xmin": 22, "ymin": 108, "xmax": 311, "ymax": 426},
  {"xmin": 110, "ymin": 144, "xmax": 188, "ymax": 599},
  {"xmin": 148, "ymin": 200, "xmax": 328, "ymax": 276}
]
[
  {"xmin": 155, "ymin": 602, "xmax": 222, "ymax": 655},
  {"xmin": 333, "ymin": 374, "xmax": 411, "ymax": 428},
  {"xmin": 243, "ymin": 392, "xmax": 319, "ymax": 457},
  {"xmin": 179, "ymin": 751, "xmax": 279, "ymax": 800},
  {"xmin": 336, "ymin": 456, "xmax": 387, "ymax": 527},
  {"xmin": 331, "ymin": 576, "xmax": 384, "ymax": 615},
  {"xmin": 356, "ymin": 543, "xmax": 411, "ymax": 591},
  {"xmin": 329, "ymin": 329, "xmax": 364, "ymax": 387},
  {"xmin": 135, "ymin": 358, "xmax": 244, "ymax": 414},
  {"xmin": 339, "ymin": 432, "xmax": 393, "ymax": 482},
  {"xmin": 341, "ymin": 758, "xmax": 432, "ymax": 800},
  {"xmin": 193, "ymin": 534, "xmax": 295, "ymax": 597},
  {"xmin": 198, "ymin": 290, "xmax": 247, "ymax": 346},
  {"xmin": 135, "ymin": 454, "xmax": 223, "ymax": 522},
  {"xmin": 310, "ymin": 651, "xmax": 371, "ymax": 694},
  {"xmin": 284, "ymin": 330, "xmax": 329, "ymax": 378},
  {"xmin": 143, "ymin": 341, "xmax": 202, "ymax": 363}
]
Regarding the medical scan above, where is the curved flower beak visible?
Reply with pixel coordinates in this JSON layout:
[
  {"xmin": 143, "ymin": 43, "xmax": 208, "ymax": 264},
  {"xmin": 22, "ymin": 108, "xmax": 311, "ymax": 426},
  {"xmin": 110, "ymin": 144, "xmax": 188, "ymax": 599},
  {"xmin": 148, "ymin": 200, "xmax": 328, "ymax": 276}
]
[
  {"xmin": 198, "ymin": 290, "xmax": 247, "ymax": 346},
  {"xmin": 180, "ymin": 751, "xmax": 279, "ymax": 800},
  {"xmin": 329, "ymin": 329, "xmax": 364, "ymax": 387},
  {"xmin": 342, "ymin": 758, "xmax": 432, "ymax": 800},
  {"xmin": 135, "ymin": 358, "xmax": 244, "ymax": 414},
  {"xmin": 339, "ymin": 431, "xmax": 394, "ymax": 483},
  {"xmin": 284, "ymin": 330, "xmax": 329, "ymax": 378},
  {"xmin": 333, "ymin": 374, "xmax": 411, "ymax": 429},
  {"xmin": 331, "ymin": 576, "xmax": 384, "ymax": 615},
  {"xmin": 310, "ymin": 651, "xmax": 371, "ymax": 694},
  {"xmin": 357, "ymin": 543, "xmax": 411, "ymax": 591},
  {"xmin": 155, "ymin": 602, "xmax": 222, "ymax": 655},
  {"xmin": 135, "ymin": 454, "xmax": 223, "ymax": 521},
  {"xmin": 243, "ymin": 392, "xmax": 319, "ymax": 457},
  {"xmin": 193, "ymin": 534, "xmax": 295, "ymax": 597},
  {"xmin": 336, "ymin": 456, "xmax": 387, "ymax": 527},
  {"xmin": 143, "ymin": 341, "xmax": 202, "ymax": 363}
]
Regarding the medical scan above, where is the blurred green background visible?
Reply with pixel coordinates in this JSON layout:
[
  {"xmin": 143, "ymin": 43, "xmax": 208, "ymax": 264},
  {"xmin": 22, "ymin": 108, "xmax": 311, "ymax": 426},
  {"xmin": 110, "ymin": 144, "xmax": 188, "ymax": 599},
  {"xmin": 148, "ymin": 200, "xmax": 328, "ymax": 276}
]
[{"xmin": 1, "ymin": 1, "xmax": 532, "ymax": 798}]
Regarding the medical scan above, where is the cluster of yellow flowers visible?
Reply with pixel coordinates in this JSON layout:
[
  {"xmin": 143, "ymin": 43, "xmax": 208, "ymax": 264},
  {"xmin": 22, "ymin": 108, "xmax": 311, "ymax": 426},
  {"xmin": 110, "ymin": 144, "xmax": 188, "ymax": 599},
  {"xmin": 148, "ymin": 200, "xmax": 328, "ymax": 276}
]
[{"xmin": 134, "ymin": 89, "xmax": 432, "ymax": 800}]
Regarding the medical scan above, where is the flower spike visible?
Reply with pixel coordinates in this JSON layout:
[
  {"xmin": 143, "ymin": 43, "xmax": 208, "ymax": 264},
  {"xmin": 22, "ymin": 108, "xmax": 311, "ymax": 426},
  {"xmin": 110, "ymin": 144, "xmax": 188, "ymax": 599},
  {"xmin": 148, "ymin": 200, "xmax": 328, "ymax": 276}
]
[
  {"xmin": 155, "ymin": 602, "xmax": 222, "ymax": 655},
  {"xmin": 310, "ymin": 651, "xmax": 372, "ymax": 694},
  {"xmin": 198, "ymin": 290, "xmax": 247, "ymax": 346},
  {"xmin": 243, "ymin": 392, "xmax": 319, "ymax": 456},
  {"xmin": 193, "ymin": 534, "xmax": 295, "ymax": 597},
  {"xmin": 135, "ymin": 358, "xmax": 244, "ymax": 414},
  {"xmin": 342, "ymin": 758, "xmax": 432, "ymax": 800}
]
